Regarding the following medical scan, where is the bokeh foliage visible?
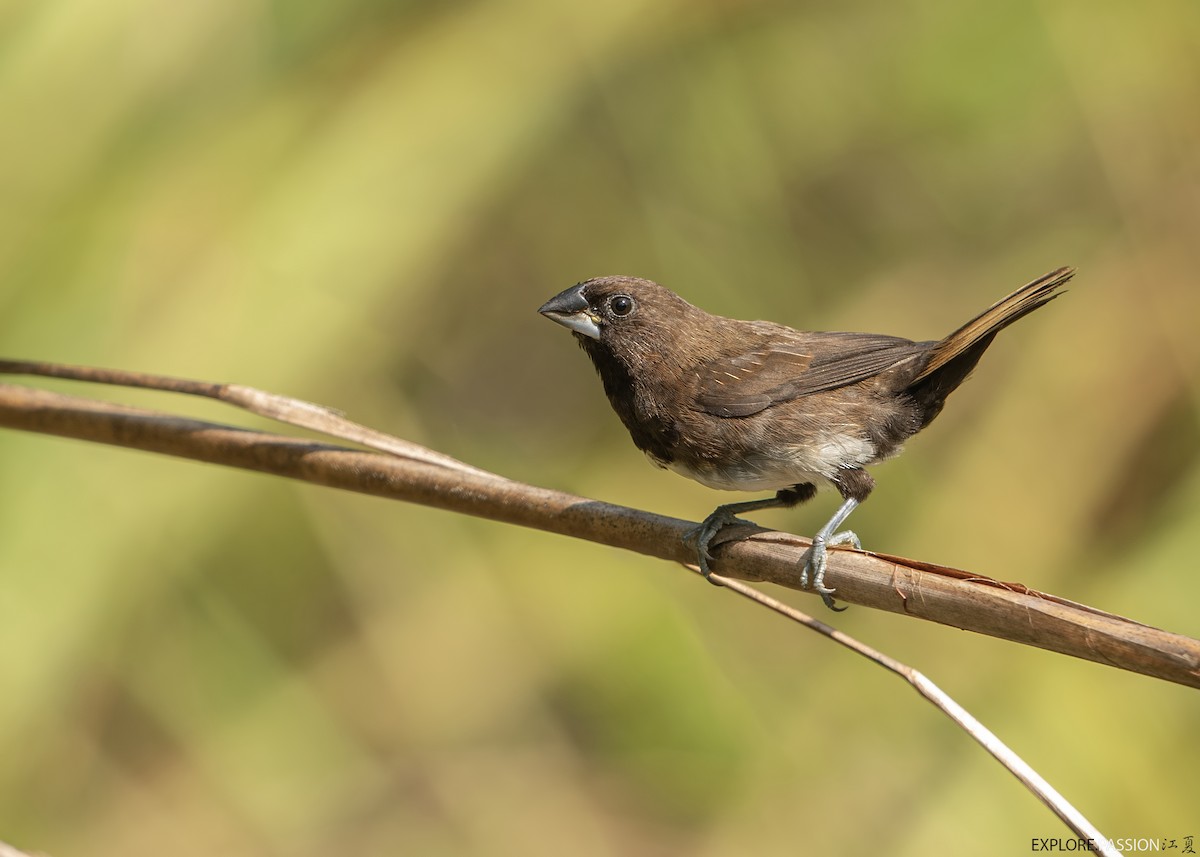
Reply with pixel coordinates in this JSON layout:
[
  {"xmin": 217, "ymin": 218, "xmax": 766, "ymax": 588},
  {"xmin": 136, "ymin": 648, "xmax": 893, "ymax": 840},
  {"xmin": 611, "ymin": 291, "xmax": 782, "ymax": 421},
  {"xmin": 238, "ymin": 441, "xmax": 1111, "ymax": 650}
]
[{"xmin": 1, "ymin": 1, "xmax": 1198, "ymax": 854}]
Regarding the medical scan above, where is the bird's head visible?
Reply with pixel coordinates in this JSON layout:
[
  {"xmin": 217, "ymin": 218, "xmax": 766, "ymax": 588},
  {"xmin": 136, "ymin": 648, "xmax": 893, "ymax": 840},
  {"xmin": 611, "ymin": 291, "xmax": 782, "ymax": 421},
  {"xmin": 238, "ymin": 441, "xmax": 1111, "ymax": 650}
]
[{"xmin": 538, "ymin": 276, "xmax": 698, "ymax": 366}]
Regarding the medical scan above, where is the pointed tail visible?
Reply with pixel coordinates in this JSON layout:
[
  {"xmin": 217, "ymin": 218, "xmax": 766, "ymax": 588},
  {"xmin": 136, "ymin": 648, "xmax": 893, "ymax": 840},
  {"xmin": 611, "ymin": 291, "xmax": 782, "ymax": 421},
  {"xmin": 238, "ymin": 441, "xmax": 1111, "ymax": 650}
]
[{"xmin": 914, "ymin": 266, "xmax": 1075, "ymax": 385}]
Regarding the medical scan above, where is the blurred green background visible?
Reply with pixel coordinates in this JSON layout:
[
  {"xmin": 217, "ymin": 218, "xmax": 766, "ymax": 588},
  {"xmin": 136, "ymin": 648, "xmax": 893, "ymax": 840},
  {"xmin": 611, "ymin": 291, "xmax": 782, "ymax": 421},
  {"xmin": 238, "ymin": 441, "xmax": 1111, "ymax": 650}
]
[{"xmin": 1, "ymin": 1, "xmax": 1198, "ymax": 854}]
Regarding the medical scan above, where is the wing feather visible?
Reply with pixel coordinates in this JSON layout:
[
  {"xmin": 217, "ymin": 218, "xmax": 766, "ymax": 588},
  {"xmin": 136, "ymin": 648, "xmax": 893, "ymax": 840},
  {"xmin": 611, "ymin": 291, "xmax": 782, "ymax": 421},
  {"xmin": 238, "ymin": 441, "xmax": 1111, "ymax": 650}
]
[{"xmin": 695, "ymin": 332, "xmax": 930, "ymax": 417}]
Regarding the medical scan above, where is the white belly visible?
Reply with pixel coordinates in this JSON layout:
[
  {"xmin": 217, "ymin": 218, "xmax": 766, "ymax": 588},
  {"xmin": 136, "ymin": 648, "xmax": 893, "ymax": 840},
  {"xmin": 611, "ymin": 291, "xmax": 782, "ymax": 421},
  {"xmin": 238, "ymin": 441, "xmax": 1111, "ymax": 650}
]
[{"xmin": 657, "ymin": 433, "xmax": 881, "ymax": 492}]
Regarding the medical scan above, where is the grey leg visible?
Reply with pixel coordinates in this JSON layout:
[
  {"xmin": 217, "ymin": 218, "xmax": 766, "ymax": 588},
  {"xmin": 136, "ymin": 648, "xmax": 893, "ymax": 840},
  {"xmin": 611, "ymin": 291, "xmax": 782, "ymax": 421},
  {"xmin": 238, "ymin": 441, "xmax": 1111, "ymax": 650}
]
[
  {"xmin": 801, "ymin": 497, "xmax": 861, "ymax": 609},
  {"xmin": 686, "ymin": 484, "xmax": 817, "ymax": 582},
  {"xmin": 686, "ymin": 496, "xmax": 789, "ymax": 579}
]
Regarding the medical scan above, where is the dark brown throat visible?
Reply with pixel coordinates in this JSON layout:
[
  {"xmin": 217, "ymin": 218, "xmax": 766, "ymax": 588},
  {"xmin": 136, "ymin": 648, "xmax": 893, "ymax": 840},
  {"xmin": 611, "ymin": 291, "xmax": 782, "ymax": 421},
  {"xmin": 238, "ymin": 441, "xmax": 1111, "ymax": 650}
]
[
  {"xmin": 576, "ymin": 333, "xmax": 632, "ymax": 402},
  {"xmin": 575, "ymin": 332, "xmax": 686, "ymax": 464}
]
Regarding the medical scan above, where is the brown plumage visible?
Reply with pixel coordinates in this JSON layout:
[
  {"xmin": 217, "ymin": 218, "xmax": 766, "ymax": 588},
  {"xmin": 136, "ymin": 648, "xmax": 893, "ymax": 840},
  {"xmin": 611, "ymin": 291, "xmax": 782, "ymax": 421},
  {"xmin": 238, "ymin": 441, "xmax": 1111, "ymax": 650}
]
[{"xmin": 538, "ymin": 267, "xmax": 1073, "ymax": 607}]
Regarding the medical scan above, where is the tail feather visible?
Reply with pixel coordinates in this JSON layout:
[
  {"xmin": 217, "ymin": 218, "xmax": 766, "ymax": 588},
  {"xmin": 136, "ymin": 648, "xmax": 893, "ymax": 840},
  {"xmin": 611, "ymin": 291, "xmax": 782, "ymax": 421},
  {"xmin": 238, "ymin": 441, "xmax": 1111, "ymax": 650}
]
[{"xmin": 914, "ymin": 266, "xmax": 1075, "ymax": 384}]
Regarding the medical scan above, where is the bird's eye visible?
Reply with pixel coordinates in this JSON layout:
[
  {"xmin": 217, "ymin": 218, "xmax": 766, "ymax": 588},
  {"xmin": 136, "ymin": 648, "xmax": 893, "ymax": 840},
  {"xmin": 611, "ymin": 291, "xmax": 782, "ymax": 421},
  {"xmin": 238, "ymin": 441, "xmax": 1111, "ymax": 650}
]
[{"xmin": 609, "ymin": 295, "xmax": 635, "ymax": 317}]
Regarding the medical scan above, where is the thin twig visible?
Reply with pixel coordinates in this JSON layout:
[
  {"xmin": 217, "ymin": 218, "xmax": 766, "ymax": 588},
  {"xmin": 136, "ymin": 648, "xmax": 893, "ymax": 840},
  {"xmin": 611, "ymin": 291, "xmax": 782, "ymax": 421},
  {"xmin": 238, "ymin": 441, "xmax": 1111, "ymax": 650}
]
[
  {"xmin": 0, "ymin": 359, "xmax": 493, "ymax": 478},
  {"xmin": 706, "ymin": 569, "xmax": 1119, "ymax": 854}
]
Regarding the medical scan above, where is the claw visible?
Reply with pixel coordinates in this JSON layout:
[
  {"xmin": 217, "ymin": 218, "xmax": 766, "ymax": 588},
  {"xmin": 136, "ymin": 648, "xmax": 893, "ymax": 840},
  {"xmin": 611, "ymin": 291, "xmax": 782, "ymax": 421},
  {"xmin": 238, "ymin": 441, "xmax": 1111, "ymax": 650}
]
[
  {"xmin": 801, "ymin": 497, "xmax": 862, "ymax": 610},
  {"xmin": 828, "ymin": 530, "xmax": 860, "ymax": 550},
  {"xmin": 685, "ymin": 497, "xmax": 787, "ymax": 583},
  {"xmin": 802, "ymin": 536, "xmax": 849, "ymax": 611},
  {"xmin": 802, "ymin": 529, "xmax": 858, "ymax": 611},
  {"xmin": 688, "ymin": 493, "xmax": 861, "ymax": 608},
  {"xmin": 685, "ymin": 508, "xmax": 750, "ymax": 583}
]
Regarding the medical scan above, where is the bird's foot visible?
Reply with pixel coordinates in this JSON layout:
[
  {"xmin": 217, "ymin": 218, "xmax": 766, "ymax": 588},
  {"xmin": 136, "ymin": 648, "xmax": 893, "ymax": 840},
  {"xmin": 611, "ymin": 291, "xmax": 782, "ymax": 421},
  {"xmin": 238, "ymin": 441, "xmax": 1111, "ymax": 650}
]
[
  {"xmin": 684, "ymin": 509, "xmax": 757, "ymax": 583},
  {"xmin": 801, "ymin": 530, "xmax": 859, "ymax": 611}
]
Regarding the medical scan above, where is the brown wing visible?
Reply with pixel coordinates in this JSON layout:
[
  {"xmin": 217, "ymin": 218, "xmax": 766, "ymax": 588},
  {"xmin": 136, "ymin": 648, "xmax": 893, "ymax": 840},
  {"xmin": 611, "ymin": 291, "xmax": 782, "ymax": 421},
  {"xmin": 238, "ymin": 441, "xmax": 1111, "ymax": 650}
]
[{"xmin": 695, "ymin": 332, "xmax": 931, "ymax": 417}]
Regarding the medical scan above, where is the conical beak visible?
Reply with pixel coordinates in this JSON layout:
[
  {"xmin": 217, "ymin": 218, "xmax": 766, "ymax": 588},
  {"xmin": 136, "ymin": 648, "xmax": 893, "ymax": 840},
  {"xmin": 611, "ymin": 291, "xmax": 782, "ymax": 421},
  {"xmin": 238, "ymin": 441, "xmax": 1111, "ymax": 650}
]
[{"xmin": 538, "ymin": 285, "xmax": 602, "ymax": 340}]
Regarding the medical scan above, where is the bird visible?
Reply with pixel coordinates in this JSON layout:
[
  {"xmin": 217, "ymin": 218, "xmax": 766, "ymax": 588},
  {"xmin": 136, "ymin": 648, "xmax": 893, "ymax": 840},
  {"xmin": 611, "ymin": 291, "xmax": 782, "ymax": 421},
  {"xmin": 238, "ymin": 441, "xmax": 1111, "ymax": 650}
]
[{"xmin": 538, "ymin": 267, "xmax": 1073, "ymax": 608}]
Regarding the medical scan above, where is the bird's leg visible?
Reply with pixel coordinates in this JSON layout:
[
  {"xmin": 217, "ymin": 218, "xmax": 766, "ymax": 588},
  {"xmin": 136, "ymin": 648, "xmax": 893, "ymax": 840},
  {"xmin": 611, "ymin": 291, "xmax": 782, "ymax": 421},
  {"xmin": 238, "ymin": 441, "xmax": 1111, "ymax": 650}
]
[
  {"xmin": 687, "ymin": 497, "xmax": 787, "ymax": 578},
  {"xmin": 802, "ymin": 497, "xmax": 860, "ymax": 609},
  {"xmin": 803, "ymin": 467, "xmax": 873, "ymax": 609},
  {"xmin": 687, "ymin": 484, "xmax": 816, "ymax": 581}
]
